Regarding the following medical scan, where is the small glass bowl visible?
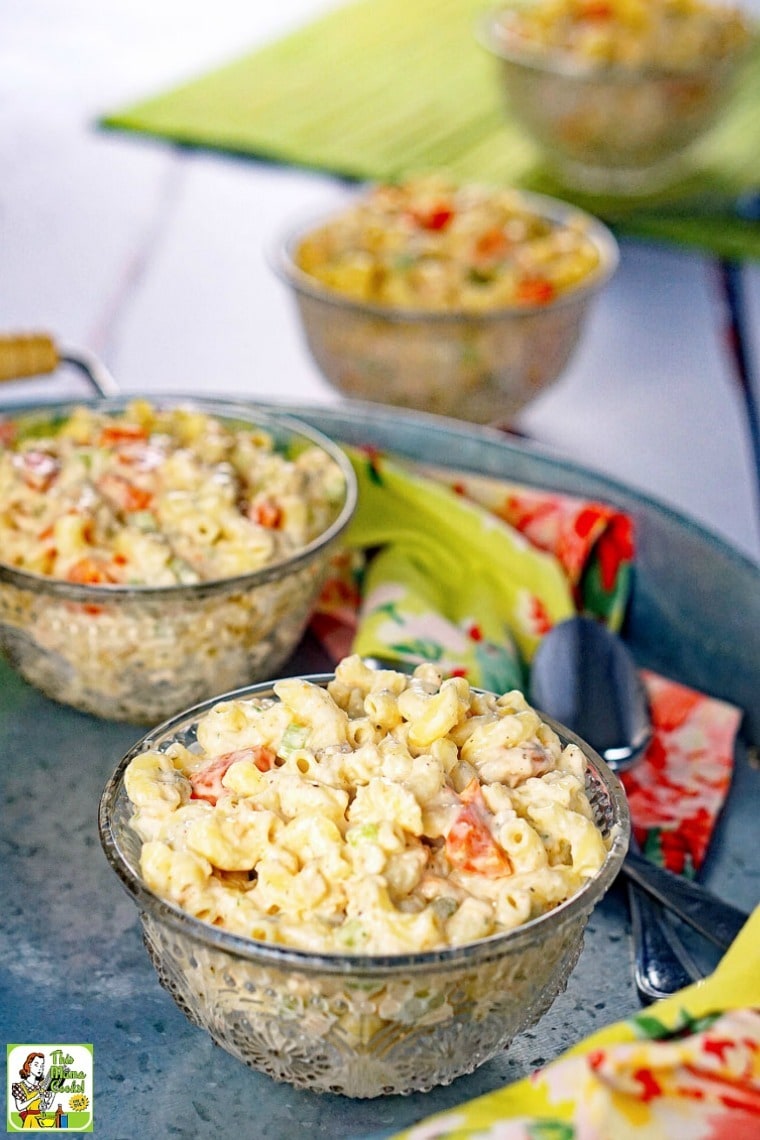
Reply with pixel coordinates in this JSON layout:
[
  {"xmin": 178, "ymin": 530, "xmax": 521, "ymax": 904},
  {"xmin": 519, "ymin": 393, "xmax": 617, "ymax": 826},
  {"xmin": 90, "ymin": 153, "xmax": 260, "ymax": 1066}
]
[
  {"xmin": 273, "ymin": 193, "xmax": 618, "ymax": 425},
  {"xmin": 0, "ymin": 400, "xmax": 356, "ymax": 723},
  {"xmin": 99, "ymin": 675, "xmax": 630, "ymax": 1098},
  {"xmin": 479, "ymin": 4, "xmax": 757, "ymax": 196}
]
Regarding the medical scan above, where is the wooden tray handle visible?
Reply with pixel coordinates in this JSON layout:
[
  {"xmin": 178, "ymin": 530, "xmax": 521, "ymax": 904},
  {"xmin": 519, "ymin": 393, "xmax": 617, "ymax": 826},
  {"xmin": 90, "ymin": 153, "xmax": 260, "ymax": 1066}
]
[
  {"xmin": 0, "ymin": 333, "xmax": 61, "ymax": 383},
  {"xmin": 0, "ymin": 333, "xmax": 120, "ymax": 397}
]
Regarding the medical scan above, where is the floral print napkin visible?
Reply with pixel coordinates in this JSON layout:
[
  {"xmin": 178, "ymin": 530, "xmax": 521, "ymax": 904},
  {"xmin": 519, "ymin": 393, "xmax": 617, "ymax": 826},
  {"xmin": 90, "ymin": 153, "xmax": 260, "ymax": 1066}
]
[
  {"xmin": 624, "ymin": 671, "xmax": 740, "ymax": 875},
  {"xmin": 417, "ymin": 462, "xmax": 635, "ymax": 629},
  {"xmin": 311, "ymin": 447, "xmax": 743, "ymax": 876},
  {"xmin": 382, "ymin": 904, "xmax": 760, "ymax": 1139}
]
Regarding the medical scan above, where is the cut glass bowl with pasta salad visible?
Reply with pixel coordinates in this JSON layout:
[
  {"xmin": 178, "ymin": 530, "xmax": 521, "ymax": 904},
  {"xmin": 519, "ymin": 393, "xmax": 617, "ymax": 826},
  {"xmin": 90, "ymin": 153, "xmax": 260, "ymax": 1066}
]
[
  {"xmin": 0, "ymin": 398, "xmax": 356, "ymax": 723},
  {"xmin": 479, "ymin": 0, "xmax": 757, "ymax": 195},
  {"xmin": 99, "ymin": 655, "xmax": 630, "ymax": 1098},
  {"xmin": 273, "ymin": 176, "xmax": 618, "ymax": 424}
]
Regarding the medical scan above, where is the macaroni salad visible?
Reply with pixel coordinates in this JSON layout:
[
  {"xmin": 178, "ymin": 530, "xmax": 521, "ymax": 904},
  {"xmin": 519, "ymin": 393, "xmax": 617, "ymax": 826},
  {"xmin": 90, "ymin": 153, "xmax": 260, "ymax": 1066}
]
[
  {"xmin": 125, "ymin": 656, "xmax": 609, "ymax": 954},
  {"xmin": 294, "ymin": 177, "xmax": 602, "ymax": 312},
  {"xmin": 0, "ymin": 400, "xmax": 345, "ymax": 586},
  {"xmin": 494, "ymin": 0, "xmax": 753, "ymax": 71}
]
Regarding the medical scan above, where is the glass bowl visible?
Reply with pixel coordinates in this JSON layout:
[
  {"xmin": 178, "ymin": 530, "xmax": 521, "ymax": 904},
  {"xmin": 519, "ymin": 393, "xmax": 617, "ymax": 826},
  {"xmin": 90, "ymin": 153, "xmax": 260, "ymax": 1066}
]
[
  {"xmin": 98, "ymin": 674, "xmax": 630, "ymax": 1098},
  {"xmin": 0, "ymin": 400, "xmax": 356, "ymax": 723},
  {"xmin": 479, "ymin": 3, "xmax": 757, "ymax": 196},
  {"xmin": 273, "ymin": 192, "xmax": 618, "ymax": 425}
]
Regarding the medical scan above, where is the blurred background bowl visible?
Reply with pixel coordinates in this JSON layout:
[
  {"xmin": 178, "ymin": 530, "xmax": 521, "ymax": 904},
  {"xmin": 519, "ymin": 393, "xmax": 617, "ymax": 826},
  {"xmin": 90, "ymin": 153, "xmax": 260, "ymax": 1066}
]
[
  {"xmin": 274, "ymin": 192, "xmax": 618, "ymax": 425},
  {"xmin": 479, "ymin": 3, "xmax": 757, "ymax": 196},
  {"xmin": 99, "ymin": 675, "xmax": 630, "ymax": 1098},
  {"xmin": 0, "ymin": 399, "xmax": 356, "ymax": 723}
]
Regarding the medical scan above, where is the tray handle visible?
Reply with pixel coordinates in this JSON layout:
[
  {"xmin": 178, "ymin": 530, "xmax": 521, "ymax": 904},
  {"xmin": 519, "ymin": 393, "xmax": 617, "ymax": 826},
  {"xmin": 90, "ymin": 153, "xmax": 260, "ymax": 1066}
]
[{"xmin": 0, "ymin": 333, "xmax": 120, "ymax": 398}]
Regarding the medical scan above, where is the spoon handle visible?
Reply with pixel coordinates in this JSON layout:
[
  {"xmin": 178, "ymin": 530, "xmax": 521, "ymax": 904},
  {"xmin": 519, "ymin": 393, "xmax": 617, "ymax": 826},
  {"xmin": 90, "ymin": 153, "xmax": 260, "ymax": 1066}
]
[
  {"xmin": 628, "ymin": 883, "xmax": 700, "ymax": 1003},
  {"xmin": 622, "ymin": 851, "xmax": 749, "ymax": 950}
]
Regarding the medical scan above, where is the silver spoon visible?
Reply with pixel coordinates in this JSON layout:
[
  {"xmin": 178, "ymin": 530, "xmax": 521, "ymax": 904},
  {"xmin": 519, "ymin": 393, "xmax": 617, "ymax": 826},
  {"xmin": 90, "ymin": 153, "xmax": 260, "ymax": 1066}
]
[
  {"xmin": 530, "ymin": 614, "xmax": 652, "ymax": 773},
  {"xmin": 527, "ymin": 615, "xmax": 748, "ymax": 996},
  {"xmin": 628, "ymin": 870, "xmax": 699, "ymax": 1002}
]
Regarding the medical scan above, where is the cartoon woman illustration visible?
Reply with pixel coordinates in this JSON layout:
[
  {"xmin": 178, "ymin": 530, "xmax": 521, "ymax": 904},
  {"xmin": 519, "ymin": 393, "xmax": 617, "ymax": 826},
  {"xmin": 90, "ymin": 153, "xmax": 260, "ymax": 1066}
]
[{"xmin": 11, "ymin": 1053, "xmax": 54, "ymax": 1128}]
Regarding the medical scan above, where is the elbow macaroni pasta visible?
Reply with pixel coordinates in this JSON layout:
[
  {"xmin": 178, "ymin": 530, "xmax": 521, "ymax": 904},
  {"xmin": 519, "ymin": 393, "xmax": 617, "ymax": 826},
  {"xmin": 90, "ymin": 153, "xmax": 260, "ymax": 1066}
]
[
  {"xmin": 294, "ymin": 176, "xmax": 603, "ymax": 314},
  {"xmin": 125, "ymin": 655, "xmax": 610, "ymax": 954},
  {"xmin": 493, "ymin": 0, "xmax": 752, "ymax": 72},
  {"xmin": 0, "ymin": 401, "xmax": 352, "ymax": 725},
  {"xmin": 0, "ymin": 399, "xmax": 346, "ymax": 585}
]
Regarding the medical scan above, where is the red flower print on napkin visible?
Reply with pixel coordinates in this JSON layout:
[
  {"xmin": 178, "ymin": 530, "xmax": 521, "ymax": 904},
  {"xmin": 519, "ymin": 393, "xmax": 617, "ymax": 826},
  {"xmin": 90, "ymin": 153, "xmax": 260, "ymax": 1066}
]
[{"xmin": 622, "ymin": 672, "xmax": 742, "ymax": 875}]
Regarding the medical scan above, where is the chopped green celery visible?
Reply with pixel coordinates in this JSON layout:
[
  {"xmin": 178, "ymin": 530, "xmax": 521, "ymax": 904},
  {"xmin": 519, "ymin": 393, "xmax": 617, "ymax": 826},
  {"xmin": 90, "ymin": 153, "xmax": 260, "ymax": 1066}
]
[
  {"xmin": 347, "ymin": 823, "xmax": 379, "ymax": 845},
  {"xmin": 279, "ymin": 721, "xmax": 310, "ymax": 758},
  {"xmin": 431, "ymin": 896, "xmax": 458, "ymax": 920},
  {"xmin": 15, "ymin": 413, "xmax": 67, "ymax": 441},
  {"xmin": 131, "ymin": 510, "xmax": 158, "ymax": 532},
  {"xmin": 337, "ymin": 919, "xmax": 368, "ymax": 950},
  {"xmin": 467, "ymin": 267, "xmax": 494, "ymax": 285},
  {"xmin": 167, "ymin": 556, "xmax": 198, "ymax": 583}
]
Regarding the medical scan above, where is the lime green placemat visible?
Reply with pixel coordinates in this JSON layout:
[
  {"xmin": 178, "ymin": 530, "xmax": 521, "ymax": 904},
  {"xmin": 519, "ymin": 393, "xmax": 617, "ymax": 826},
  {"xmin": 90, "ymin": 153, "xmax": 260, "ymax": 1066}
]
[{"xmin": 102, "ymin": 0, "xmax": 760, "ymax": 259}]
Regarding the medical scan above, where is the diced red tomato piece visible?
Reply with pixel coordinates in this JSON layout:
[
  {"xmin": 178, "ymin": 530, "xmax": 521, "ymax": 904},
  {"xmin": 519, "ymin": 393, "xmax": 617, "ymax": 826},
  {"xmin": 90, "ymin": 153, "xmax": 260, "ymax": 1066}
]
[
  {"xmin": 445, "ymin": 779, "xmax": 512, "ymax": 877},
  {"xmin": 97, "ymin": 473, "xmax": 153, "ymax": 513},
  {"xmin": 516, "ymin": 277, "xmax": 556, "ymax": 305},
  {"xmin": 579, "ymin": 0, "xmax": 612, "ymax": 18},
  {"xmin": 122, "ymin": 484, "xmax": 152, "ymax": 511},
  {"xmin": 473, "ymin": 227, "xmax": 511, "ymax": 262},
  {"xmin": 249, "ymin": 497, "xmax": 283, "ymax": 529},
  {"xmin": 251, "ymin": 746, "xmax": 276, "ymax": 772},
  {"xmin": 99, "ymin": 423, "xmax": 148, "ymax": 446},
  {"xmin": 190, "ymin": 746, "xmax": 276, "ymax": 805},
  {"xmin": 460, "ymin": 778, "xmax": 488, "ymax": 807},
  {"xmin": 410, "ymin": 202, "xmax": 455, "ymax": 231},
  {"xmin": 66, "ymin": 556, "xmax": 119, "ymax": 585}
]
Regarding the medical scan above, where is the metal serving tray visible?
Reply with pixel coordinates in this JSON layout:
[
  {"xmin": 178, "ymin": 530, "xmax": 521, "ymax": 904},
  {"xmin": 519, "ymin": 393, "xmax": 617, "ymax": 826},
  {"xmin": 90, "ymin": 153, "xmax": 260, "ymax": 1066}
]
[{"xmin": 1, "ymin": 394, "xmax": 757, "ymax": 1140}]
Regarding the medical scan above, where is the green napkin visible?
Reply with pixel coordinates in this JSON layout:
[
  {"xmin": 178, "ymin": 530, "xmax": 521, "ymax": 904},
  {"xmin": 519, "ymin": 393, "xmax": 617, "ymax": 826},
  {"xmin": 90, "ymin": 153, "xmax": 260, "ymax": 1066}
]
[
  {"xmin": 101, "ymin": 0, "xmax": 760, "ymax": 259},
  {"xmin": 320, "ymin": 448, "xmax": 630, "ymax": 692}
]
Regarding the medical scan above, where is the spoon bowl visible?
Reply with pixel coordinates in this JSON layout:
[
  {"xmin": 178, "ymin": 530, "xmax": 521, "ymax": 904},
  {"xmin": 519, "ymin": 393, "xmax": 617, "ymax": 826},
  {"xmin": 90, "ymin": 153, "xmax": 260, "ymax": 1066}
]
[{"xmin": 529, "ymin": 615, "xmax": 652, "ymax": 772}]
